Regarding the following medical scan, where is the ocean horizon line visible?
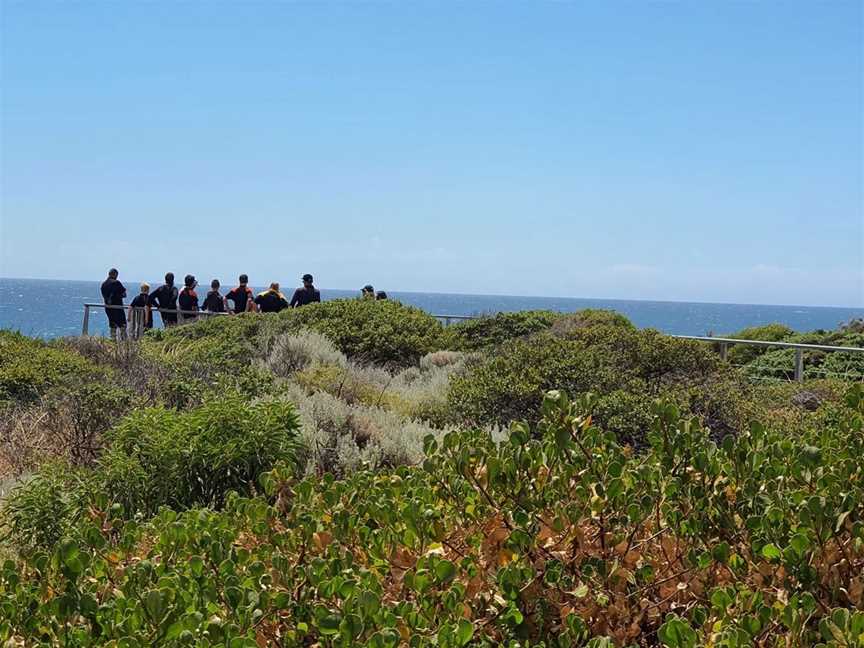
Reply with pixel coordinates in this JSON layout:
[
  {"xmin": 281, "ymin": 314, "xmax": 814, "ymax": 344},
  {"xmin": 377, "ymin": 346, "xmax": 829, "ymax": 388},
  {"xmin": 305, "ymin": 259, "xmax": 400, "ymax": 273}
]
[{"xmin": 1, "ymin": 276, "xmax": 861, "ymax": 312}]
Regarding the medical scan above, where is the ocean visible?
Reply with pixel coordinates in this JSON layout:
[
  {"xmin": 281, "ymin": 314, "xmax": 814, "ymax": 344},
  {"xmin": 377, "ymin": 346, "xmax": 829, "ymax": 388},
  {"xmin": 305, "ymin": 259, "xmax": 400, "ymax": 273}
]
[{"xmin": 0, "ymin": 277, "xmax": 861, "ymax": 340}]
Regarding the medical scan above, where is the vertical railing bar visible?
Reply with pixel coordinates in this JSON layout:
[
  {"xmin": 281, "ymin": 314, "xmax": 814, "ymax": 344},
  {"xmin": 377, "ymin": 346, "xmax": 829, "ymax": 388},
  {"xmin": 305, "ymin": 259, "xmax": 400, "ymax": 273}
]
[{"xmin": 82, "ymin": 305, "xmax": 90, "ymax": 336}]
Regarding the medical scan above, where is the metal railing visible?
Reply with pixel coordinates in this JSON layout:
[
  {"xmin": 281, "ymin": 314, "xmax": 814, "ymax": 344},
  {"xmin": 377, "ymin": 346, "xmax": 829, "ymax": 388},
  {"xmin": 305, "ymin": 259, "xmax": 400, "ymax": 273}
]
[
  {"xmin": 432, "ymin": 314, "xmax": 477, "ymax": 327},
  {"xmin": 82, "ymin": 303, "xmax": 227, "ymax": 336},
  {"xmin": 673, "ymin": 335, "xmax": 864, "ymax": 382},
  {"xmin": 82, "ymin": 305, "xmax": 863, "ymax": 382}
]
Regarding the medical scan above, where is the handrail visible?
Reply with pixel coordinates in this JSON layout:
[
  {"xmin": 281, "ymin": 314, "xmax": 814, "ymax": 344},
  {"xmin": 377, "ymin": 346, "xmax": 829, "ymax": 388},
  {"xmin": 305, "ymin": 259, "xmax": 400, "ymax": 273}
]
[
  {"xmin": 81, "ymin": 303, "xmax": 228, "ymax": 337},
  {"xmin": 672, "ymin": 335, "xmax": 864, "ymax": 354},
  {"xmin": 83, "ymin": 303, "xmax": 227, "ymax": 317}
]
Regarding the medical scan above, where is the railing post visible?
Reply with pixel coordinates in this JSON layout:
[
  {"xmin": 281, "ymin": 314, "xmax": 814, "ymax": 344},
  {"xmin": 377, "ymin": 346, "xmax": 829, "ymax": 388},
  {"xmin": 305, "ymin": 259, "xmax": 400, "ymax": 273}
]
[
  {"xmin": 794, "ymin": 349, "xmax": 804, "ymax": 382},
  {"xmin": 82, "ymin": 305, "xmax": 90, "ymax": 336},
  {"xmin": 719, "ymin": 343, "xmax": 728, "ymax": 362}
]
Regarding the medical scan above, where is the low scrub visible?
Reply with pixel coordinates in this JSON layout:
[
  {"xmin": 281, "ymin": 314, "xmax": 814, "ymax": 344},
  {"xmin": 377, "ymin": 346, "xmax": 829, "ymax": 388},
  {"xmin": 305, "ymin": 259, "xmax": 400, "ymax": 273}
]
[
  {"xmin": 0, "ymin": 331, "xmax": 104, "ymax": 404},
  {"xmin": 285, "ymin": 299, "xmax": 446, "ymax": 366},
  {"xmin": 285, "ymin": 384, "xmax": 444, "ymax": 477},
  {"xmin": 448, "ymin": 326, "xmax": 743, "ymax": 443},
  {"xmin": 444, "ymin": 309, "xmax": 634, "ymax": 351},
  {"xmin": 2, "ymin": 396, "xmax": 301, "ymax": 549},
  {"xmin": 2, "ymin": 388, "xmax": 862, "ymax": 646}
]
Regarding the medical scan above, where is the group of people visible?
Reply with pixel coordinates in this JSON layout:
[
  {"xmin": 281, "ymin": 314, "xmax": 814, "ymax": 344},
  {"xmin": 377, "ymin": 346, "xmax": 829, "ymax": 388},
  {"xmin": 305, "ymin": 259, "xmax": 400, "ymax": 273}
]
[{"xmin": 100, "ymin": 269, "xmax": 386, "ymax": 339}]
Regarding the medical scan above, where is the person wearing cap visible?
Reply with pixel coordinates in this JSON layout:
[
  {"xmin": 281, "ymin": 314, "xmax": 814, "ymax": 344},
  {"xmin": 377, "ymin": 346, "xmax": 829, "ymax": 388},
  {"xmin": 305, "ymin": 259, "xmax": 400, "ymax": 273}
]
[
  {"xmin": 255, "ymin": 282, "xmax": 289, "ymax": 313},
  {"xmin": 361, "ymin": 285, "xmax": 375, "ymax": 300},
  {"xmin": 290, "ymin": 274, "xmax": 321, "ymax": 308},
  {"xmin": 178, "ymin": 274, "xmax": 199, "ymax": 322},
  {"xmin": 128, "ymin": 282, "xmax": 153, "ymax": 338}
]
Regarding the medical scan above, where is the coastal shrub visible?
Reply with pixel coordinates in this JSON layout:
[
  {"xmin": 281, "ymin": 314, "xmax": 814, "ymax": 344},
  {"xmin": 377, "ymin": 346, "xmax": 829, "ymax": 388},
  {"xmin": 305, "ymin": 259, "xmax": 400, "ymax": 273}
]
[
  {"xmin": 0, "ymin": 331, "xmax": 102, "ymax": 404},
  {"xmin": 0, "ymin": 382, "xmax": 134, "ymax": 473},
  {"xmin": 284, "ymin": 384, "xmax": 443, "ymax": 476},
  {"xmin": 447, "ymin": 327, "xmax": 742, "ymax": 441},
  {"xmin": 444, "ymin": 310, "xmax": 559, "ymax": 350},
  {"xmin": 262, "ymin": 329, "xmax": 348, "ymax": 378},
  {"xmin": 725, "ymin": 322, "xmax": 794, "ymax": 365},
  {"xmin": 99, "ymin": 395, "xmax": 301, "ymax": 516},
  {"xmin": 283, "ymin": 298, "xmax": 446, "ymax": 366},
  {"xmin": 2, "ymin": 388, "xmax": 862, "ymax": 645},
  {"xmin": 2, "ymin": 396, "xmax": 302, "ymax": 545},
  {"xmin": 548, "ymin": 308, "xmax": 635, "ymax": 336},
  {"xmin": 289, "ymin": 347, "xmax": 471, "ymax": 425}
]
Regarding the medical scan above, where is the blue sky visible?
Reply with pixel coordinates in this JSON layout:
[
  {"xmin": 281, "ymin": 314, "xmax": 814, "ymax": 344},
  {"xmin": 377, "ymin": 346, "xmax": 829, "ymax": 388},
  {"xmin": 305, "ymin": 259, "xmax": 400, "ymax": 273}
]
[{"xmin": 1, "ymin": 1, "xmax": 861, "ymax": 307}]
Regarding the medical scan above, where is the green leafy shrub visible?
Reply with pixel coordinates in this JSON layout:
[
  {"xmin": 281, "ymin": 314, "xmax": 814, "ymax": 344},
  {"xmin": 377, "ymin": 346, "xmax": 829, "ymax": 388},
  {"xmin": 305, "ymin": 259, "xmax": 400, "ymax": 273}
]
[
  {"xmin": 444, "ymin": 310, "xmax": 559, "ymax": 350},
  {"xmin": 2, "ymin": 388, "xmax": 862, "ymax": 645},
  {"xmin": 448, "ymin": 326, "xmax": 743, "ymax": 442},
  {"xmin": 285, "ymin": 298, "xmax": 446, "ymax": 366},
  {"xmin": 724, "ymin": 323, "xmax": 794, "ymax": 365},
  {"xmin": 548, "ymin": 308, "xmax": 635, "ymax": 336},
  {"xmin": 0, "ymin": 331, "xmax": 103, "ymax": 404},
  {"xmin": 2, "ymin": 396, "xmax": 302, "ymax": 546},
  {"xmin": 99, "ymin": 396, "xmax": 301, "ymax": 516}
]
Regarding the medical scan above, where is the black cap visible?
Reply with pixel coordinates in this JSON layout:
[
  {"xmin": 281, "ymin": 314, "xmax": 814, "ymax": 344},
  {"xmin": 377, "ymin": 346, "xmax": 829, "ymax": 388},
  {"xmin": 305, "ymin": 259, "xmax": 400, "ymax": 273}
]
[
  {"xmin": 302, "ymin": 274, "xmax": 313, "ymax": 283},
  {"xmin": 362, "ymin": 284, "xmax": 374, "ymax": 292}
]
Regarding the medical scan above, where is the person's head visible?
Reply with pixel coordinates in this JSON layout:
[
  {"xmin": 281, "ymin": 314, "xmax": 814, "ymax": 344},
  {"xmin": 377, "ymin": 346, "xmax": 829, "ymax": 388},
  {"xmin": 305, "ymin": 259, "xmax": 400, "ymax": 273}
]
[
  {"xmin": 140, "ymin": 282, "xmax": 150, "ymax": 294},
  {"xmin": 302, "ymin": 273, "xmax": 314, "ymax": 288},
  {"xmin": 184, "ymin": 274, "xmax": 196, "ymax": 289},
  {"xmin": 239, "ymin": 273, "xmax": 248, "ymax": 286},
  {"xmin": 211, "ymin": 279, "xmax": 220, "ymax": 291},
  {"xmin": 269, "ymin": 282, "xmax": 280, "ymax": 292},
  {"xmin": 376, "ymin": 291, "xmax": 388, "ymax": 300},
  {"xmin": 362, "ymin": 284, "xmax": 374, "ymax": 298},
  {"xmin": 165, "ymin": 272, "xmax": 175, "ymax": 285},
  {"xmin": 108, "ymin": 268, "xmax": 118, "ymax": 279}
]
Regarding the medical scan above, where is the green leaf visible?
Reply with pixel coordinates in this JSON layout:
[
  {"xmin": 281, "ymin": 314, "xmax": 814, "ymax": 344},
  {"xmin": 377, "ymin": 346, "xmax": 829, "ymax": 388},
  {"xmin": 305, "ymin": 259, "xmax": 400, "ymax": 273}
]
[
  {"xmin": 456, "ymin": 619, "xmax": 474, "ymax": 646},
  {"xmin": 434, "ymin": 559, "xmax": 457, "ymax": 584},
  {"xmin": 144, "ymin": 589, "xmax": 165, "ymax": 623},
  {"xmin": 319, "ymin": 613, "xmax": 341, "ymax": 635},
  {"xmin": 761, "ymin": 544, "xmax": 782, "ymax": 561}
]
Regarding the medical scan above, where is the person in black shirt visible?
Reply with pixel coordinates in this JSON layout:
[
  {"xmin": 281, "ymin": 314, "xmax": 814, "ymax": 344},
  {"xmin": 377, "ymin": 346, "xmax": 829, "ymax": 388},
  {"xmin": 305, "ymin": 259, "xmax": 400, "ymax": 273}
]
[
  {"xmin": 178, "ymin": 274, "xmax": 199, "ymax": 322},
  {"xmin": 290, "ymin": 273, "xmax": 321, "ymax": 308},
  {"xmin": 202, "ymin": 279, "xmax": 226, "ymax": 313},
  {"xmin": 255, "ymin": 282, "xmax": 289, "ymax": 313},
  {"xmin": 100, "ymin": 268, "xmax": 127, "ymax": 340},
  {"xmin": 128, "ymin": 282, "xmax": 153, "ymax": 338},
  {"xmin": 226, "ymin": 274, "xmax": 254, "ymax": 314},
  {"xmin": 149, "ymin": 272, "xmax": 179, "ymax": 327}
]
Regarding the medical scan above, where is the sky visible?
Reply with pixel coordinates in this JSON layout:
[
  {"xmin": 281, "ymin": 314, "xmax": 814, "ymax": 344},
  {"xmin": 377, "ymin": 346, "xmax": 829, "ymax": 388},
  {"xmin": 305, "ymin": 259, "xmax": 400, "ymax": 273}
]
[{"xmin": 1, "ymin": 1, "xmax": 862, "ymax": 307}]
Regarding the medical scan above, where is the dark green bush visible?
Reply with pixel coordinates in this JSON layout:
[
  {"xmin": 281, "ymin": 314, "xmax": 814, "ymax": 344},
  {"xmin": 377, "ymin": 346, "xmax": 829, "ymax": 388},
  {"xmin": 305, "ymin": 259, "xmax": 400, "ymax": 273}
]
[
  {"xmin": 447, "ymin": 326, "xmax": 743, "ymax": 442},
  {"xmin": 444, "ymin": 310, "xmax": 559, "ymax": 350},
  {"xmin": 100, "ymin": 395, "xmax": 301, "ymax": 516},
  {"xmin": 548, "ymin": 308, "xmax": 635, "ymax": 336},
  {"xmin": 2, "ymin": 396, "xmax": 302, "ymax": 548},
  {"xmin": 725, "ymin": 323, "xmax": 794, "ymax": 365},
  {"xmin": 146, "ymin": 300, "xmax": 445, "ymax": 368},
  {"xmin": 444, "ymin": 309, "xmax": 634, "ymax": 351},
  {"xmin": 284, "ymin": 298, "xmax": 445, "ymax": 366},
  {"xmin": 0, "ymin": 331, "xmax": 103, "ymax": 404}
]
